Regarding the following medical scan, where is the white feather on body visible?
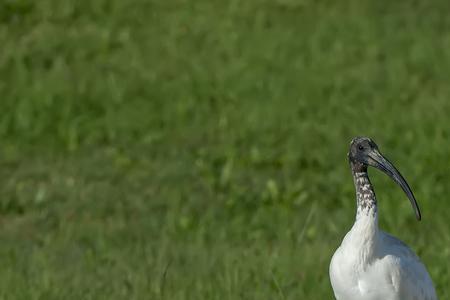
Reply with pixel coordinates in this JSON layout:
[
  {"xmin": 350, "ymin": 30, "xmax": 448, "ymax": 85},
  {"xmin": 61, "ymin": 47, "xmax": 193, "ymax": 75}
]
[{"xmin": 329, "ymin": 209, "xmax": 437, "ymax": 300}]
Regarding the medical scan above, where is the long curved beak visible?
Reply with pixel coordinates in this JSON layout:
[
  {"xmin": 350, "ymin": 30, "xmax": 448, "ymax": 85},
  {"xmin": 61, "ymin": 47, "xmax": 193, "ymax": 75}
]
[{"xmin": 367, "ymin": 150, "xmax": 421, "ymax": 221}]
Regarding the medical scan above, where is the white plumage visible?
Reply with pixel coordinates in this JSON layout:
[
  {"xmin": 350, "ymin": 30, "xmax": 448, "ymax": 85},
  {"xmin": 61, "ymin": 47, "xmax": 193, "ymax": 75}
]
[{"xmin": 330, "ymin": 137, "xmax": 437, "ymax": 300}]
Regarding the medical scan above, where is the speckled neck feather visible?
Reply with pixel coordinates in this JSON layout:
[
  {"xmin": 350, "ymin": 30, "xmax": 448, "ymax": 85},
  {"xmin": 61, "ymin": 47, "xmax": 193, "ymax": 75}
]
[{"xmin": 350, "ymin": 162, "xmax": 377, "ymax": 219}]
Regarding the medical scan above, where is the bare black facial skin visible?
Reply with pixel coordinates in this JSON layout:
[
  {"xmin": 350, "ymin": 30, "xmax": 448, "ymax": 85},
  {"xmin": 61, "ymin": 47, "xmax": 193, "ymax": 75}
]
[{"xmin": 348, "ymin": 137, "xmax": 421, "ymax": 221}]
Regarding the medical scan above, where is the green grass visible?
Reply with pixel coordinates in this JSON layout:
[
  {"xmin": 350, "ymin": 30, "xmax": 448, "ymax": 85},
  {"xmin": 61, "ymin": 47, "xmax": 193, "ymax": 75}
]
[{"xmin": 1, "ymin": 0, "xmax": 450, "ymax": 298}]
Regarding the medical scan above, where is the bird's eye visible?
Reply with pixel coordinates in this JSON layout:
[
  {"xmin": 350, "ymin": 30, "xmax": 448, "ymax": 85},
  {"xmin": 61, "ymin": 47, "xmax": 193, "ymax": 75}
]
[{"xmin": 358, "ymin": 145, "xmax": 364, "ymax": 151}]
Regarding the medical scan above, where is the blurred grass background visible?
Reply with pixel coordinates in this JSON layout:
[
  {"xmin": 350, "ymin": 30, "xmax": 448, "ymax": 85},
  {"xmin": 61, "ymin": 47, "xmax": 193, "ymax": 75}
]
[{"xmin": 1, "ymin": 0, "xmax": 450, "ymax": 298}]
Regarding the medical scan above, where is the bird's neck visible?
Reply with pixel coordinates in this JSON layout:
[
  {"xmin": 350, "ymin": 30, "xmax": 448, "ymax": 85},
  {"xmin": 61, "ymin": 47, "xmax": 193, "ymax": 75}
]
[
  {"xmin": 350, "ymin": 162, "xmax": 378, "ymax": 229},
  {"xmin": 344, "ymin": 163, "xmax": 379, "ymax": 263},
  {"xmin": 353, "ymin": 171, "xmax": 377, "ymax": 220}
]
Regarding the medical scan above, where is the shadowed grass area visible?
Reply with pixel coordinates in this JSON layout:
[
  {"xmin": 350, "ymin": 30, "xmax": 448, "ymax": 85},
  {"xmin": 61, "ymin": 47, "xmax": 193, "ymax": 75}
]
[{"xmin": 1, "ymin": 0, "xmax": 450, "ymax": 298}]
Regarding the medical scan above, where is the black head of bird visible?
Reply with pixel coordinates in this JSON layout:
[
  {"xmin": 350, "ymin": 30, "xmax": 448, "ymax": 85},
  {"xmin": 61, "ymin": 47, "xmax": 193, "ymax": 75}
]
[{"xmin": 348, "ymin": 137, "xmax": 421, "ymax": 221}]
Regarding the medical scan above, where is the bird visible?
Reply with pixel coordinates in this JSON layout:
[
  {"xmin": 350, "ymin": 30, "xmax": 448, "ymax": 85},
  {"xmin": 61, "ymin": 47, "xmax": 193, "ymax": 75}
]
[{"xmin": 329, "ymin": 137, "xmax": 437, "ymax": 300}]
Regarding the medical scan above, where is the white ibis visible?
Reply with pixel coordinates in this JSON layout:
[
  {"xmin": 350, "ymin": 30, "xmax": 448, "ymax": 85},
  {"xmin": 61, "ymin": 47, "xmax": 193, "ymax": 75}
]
[{"xmin": 329, "ymin": 137, "xmax": 437, "ymax": 300}]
